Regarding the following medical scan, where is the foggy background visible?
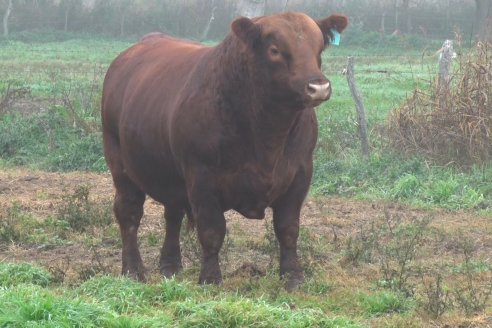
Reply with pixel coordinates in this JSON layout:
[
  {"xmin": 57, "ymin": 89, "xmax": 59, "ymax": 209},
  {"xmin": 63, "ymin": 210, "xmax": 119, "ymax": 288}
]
[{"xmin": 1, "ymin": 0, "xmax": 488, "ymax": 45}]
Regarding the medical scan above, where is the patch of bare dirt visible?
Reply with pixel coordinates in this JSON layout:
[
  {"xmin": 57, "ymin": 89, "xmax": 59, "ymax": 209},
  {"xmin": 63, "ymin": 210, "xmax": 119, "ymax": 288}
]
[{"xmin": 0, "ymin": 168, "xmax": 491, "ymax": 283}]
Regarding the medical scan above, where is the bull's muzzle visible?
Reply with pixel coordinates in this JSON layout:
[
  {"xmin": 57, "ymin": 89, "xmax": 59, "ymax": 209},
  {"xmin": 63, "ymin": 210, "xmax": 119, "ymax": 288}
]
[{"xmin": 306, "ymin": 80, "xmax": 331, "ymax": 102}]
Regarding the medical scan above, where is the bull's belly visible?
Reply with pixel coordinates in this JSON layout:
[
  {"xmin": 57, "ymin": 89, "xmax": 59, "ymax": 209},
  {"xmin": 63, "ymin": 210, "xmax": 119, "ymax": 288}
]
[
  {"xmin": 234, "ymin": 201, "xmax": 269, "ymax": 220},
  {"xmin": 121, "ymin": 152, "xmax": 187, "ymax": 205},
  {"xmin": 223, "ymin": 171, "xmax": 296, "ymax": 220}
]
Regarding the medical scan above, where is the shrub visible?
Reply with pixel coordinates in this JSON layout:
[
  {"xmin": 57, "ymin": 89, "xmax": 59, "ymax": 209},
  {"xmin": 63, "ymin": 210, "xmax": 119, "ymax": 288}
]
[
  {"xmin": 342, "ymin": 211, "xmax": 432, "ymax": 297},
  {"xmin": 386, "ymin": 42, "xmax": 492, "ymax": 166},
  {"xmin": 451, "ymin": 238, "xmax": 492, "ymax": 315},
  {"xmin": 56, "ymin": 185, "xmax": 112, "ymax": 232},
  {"xmin": 0, "ymin": 203, "xmax": 37, "ymax": 244},
  {"xmin": 418, "ymin": 271, "xmax": 452, "ymax": 319}
]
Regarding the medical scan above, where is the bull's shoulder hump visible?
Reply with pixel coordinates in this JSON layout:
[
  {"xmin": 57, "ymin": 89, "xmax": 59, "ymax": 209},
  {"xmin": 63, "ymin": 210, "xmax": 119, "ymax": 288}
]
[
  {"xmin": 139, "ymin": 33, "xmax": 206, "ymax": 49},
  {"xmin": 139, "ymin": 32, "xmax": 201, "ymax": 45},
  {"xmin": 112, "ymin": 36, "xmax": 208, "ymax": 67}
]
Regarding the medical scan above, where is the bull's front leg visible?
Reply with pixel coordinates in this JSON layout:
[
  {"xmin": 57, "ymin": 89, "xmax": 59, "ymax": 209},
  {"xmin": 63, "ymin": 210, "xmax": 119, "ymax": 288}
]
[
  {"xmin": 272, "ymin": 168, "xmax": 311, "ymax": 291},
  {"xmin": 187, "ymin": 172, "xmax": 226, "ymax": 284},
  {"xmin": 197, "ymin": 205, "xmax": 225, "ymax": 284}
]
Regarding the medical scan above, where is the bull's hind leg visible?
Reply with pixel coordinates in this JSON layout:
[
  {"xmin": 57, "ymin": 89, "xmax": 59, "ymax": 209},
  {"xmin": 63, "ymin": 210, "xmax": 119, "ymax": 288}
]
[
  {"xmin": 160, "ymin": 204, "xmax": 185, "ymax": 277},
  {"xmin": 104, "ymin": 132, "xmax": 146, "ymax": 280},
  {"xmin": 113, "ymin": 176, "xmax": 146, "ymax": 280}
]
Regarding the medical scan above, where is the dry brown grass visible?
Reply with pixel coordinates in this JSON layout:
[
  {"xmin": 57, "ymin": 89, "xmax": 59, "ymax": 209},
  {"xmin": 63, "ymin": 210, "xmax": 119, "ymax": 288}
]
[{"xmin": 387, "ymin": 42, "xmax": 492, "ymax": 166}]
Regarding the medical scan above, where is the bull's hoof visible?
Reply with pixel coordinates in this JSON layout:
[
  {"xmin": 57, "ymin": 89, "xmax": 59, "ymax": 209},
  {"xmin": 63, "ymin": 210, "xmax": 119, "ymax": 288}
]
[
  {"xmin": 160, "ymin": 263, "xmax": 183, "ymax": 278},
  {"xmin": 283, "ymin": 272, "xmax": 304, "ymax": 292},
  {"xmin": 199, "ymin": 260, "xmax": 222, "ymax": 285},
  {"xmin": 198, "ymin": 274, "xmax": 222, "ymax": 285},
  {"xmin": 122, "ymin": 266, "xmax": 146, "ymax": 282}
]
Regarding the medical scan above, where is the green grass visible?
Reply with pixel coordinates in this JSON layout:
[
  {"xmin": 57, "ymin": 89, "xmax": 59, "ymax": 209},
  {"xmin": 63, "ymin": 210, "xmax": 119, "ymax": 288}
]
[
  {"xmin": 0, "ymin": 263, "xmax": 362, "ymax": 328},
  {"xmin": 0, "ymin": 38, "xmax": 131, "ymax": 64},
  {"xmin": 357, "ymin": 291, "xmax": 411, "ymax": 316},
  {"xmin": 0, "ymin": 110, "xmax": 106, "ymax": 172},
  {"xmin": 312, "ymin": 150, "xmax": 491, "ymax": 210},
  {"xmin": 0, "ymin": 33, "xmax": 490, "ymax": 212},
  {"xmin": 0, "ymin": 263, "xmax": 52, "ymax": 287}
]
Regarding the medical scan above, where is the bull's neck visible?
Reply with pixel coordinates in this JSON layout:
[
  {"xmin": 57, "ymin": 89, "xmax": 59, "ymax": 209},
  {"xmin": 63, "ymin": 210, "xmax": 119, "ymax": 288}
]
[{"xmin": 211, "ymin": 37, "xmax": 302, "ymax": 165}]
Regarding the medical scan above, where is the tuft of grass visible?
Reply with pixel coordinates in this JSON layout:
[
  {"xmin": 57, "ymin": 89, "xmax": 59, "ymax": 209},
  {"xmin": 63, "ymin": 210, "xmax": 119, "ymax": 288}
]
[
  {"xmin": 301, "ymin": 277, "xmax": 335, "ymax": 295},
  {"xmin": 0, "ymin": 263, "xmax": 52, "ymax": 287},
  {"xmin": 77, "ymin": 276, "xmax": 160, "ymax": 314},
  {"xmin": 391, "ymin": 173, "xmax": 421, "ymax": 199},
  {"xmin": 0, "ymin": 284, "xmax": 117, "ymax": 327},
  {"xmin": 77, "ymin": 276, "xmax": 191, "ymax": 314},
  {"xmin": 172, "ymin": 297, "xmax": 360, "ymax": 328},
  {"xmin": 358, "ymin": 291, "xmax": 410, "ymax": 316}
]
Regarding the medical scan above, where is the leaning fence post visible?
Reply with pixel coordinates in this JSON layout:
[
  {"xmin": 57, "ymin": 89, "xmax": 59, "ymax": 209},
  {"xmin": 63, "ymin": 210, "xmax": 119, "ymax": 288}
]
[{"xmin": 346, "ymin": 56, "xmax": 369, "ymax": 160}]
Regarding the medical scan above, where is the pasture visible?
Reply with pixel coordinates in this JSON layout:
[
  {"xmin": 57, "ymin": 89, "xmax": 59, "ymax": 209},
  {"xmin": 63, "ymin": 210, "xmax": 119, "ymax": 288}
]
[{"xmin": 0, "ymin": 34, "xmax": 491, "ymax": 327}]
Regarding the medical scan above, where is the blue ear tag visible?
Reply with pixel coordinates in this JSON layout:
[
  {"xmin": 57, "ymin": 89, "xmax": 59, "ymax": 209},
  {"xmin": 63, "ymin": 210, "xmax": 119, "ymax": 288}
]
[{"xmin": 330, "ymin": 29, "xmax": 341, "ymax": 46}]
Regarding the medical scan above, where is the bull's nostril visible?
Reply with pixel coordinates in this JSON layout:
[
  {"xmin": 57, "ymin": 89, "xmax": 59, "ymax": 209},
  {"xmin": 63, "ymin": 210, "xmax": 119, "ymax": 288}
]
[{"xmin": 306, "ymin": 84, "xmax": 317, "ymax": 95}]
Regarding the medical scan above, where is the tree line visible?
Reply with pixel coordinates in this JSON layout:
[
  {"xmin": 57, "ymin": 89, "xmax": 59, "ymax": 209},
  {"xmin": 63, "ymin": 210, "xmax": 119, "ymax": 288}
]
[{"xmin": 1, "ymin": 0, "xmax": 491, "ymax": 42}]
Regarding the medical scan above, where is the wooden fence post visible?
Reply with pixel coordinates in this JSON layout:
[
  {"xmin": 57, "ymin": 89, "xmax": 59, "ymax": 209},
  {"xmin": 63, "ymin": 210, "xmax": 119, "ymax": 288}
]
[
  {"xmin": 346, "ymin": 56, "xmax": 370, "ymax": 160},
  {"xmin": 438, "ymin": 40, "xmax": 454, "ymax": 93},
  {"xmin": 437, "ymin": 40, "xmax": 455, "ymax": 110}
]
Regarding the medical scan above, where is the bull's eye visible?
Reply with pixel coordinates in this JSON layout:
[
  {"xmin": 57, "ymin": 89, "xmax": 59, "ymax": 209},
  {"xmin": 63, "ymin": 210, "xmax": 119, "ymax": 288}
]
[{"xmin": 268, "ymin": 45, "xmax": 281, "ymax": 58}]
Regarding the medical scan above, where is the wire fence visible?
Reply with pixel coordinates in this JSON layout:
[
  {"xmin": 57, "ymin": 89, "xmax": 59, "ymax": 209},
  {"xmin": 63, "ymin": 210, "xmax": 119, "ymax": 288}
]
[{"xmin": 0, "ymin": 42, "xmax": 460, "ymax": 124}]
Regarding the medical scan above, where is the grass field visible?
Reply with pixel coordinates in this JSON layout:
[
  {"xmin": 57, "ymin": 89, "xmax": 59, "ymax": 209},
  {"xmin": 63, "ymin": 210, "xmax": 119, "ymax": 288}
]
[{"xmin": 0, "ymin": 33, "xmax": 491, "ymax": 327}]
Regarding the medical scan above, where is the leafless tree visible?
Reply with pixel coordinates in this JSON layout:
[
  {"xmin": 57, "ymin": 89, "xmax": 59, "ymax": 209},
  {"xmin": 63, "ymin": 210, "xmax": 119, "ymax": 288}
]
[
  {"xmin": 475, "ymin": 0, "xmax": 492, "ymax": 42},
  {"xmin": 115, "ymin": 0, "xmax": 133, "ymax": 37},
  {"xmin": 201, "ymin": 1, "xmax": 217, "ymax": 41},
  {"xmin": 61, "ymin": 0, "xmax": 77, "ymax": 32},
  {"xmin": 401, "ymin": 0, "xmax": 411, "ymax": 33},
  {"xmin": 235, "ymin": 0, "xmax": 266, "ymax": 18},
  {"xmin": 2, "ymin": 0, "xmax": 12, "ymax": 37},
  {"xmin": 283, "ymin": 0, "xmax": 289, "ymax": 11},
  {"xmin": 393, "ymin": 0, "xmax": 411, "ymax": 34}
]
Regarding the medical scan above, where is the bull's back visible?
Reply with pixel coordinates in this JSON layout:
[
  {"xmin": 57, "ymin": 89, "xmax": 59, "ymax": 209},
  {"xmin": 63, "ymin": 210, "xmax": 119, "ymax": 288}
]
[
  {"xmin": 102, "ymin": 35, "xmax": 209, "ymax": 203},
  {"xmin": 102, "ymin": 35, "xmax": 208, "ymax": 135}
]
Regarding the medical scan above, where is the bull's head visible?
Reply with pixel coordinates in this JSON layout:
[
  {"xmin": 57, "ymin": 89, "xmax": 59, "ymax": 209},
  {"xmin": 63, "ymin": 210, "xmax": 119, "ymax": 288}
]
[{"xmin": 232, "ymin": 12, "xmax": 348, "ymax": 109}]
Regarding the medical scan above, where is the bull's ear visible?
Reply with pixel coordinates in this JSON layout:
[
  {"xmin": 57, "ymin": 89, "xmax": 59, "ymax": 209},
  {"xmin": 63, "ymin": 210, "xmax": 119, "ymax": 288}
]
[
  {"xmin": 317, "ymin": 14, "xmax": 348, "ymax": 46},
  {"xmin": 231, "ymin": 16, "xmax": 261, "ymax": 46}
]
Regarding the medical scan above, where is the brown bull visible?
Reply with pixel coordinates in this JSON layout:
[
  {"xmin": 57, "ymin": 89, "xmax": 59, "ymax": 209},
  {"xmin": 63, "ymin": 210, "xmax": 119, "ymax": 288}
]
[{"xmin": 101, "ymin": 12, "xmax": 348, "ymax": 290}]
